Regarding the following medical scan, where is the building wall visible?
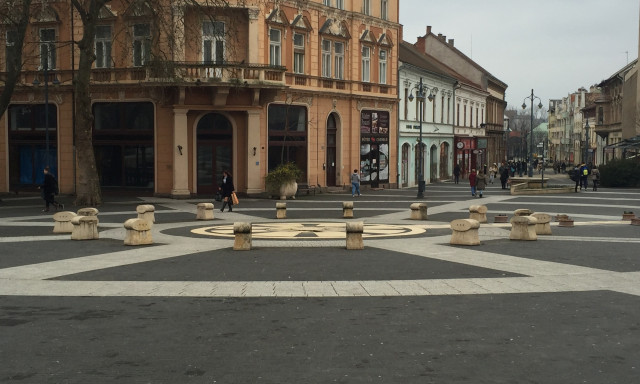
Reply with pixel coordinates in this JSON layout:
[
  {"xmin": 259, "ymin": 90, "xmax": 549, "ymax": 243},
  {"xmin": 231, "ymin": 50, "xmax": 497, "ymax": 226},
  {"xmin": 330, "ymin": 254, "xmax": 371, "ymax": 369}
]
[{"xmin": 0, "ymin": 0, "xmax": 400, "ymax": 195}]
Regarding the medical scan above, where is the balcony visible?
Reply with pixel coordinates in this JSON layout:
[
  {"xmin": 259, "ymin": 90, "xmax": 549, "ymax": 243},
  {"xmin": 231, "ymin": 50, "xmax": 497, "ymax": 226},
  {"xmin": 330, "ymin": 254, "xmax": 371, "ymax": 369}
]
[{"xmin": 82, "ymin": 61, "xmax": 287, "ymax": 87}]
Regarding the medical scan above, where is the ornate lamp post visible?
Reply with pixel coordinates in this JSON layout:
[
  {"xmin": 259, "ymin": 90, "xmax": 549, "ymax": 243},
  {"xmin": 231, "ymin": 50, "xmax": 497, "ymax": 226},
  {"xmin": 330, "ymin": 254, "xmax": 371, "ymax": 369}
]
[
  {"xmin": 408, "ymin": 77, "xmax": 434, "ymax": 198},
  {"xmin": 33, "ymin": 55, "xmax": 59, "ymax": 167},
  {"xmin": 584, "ymin": 118, "xmax": 590, "ymax": 164},
  {"xmin": 522, "ymin": 89, "xmax": 543, "ymax": 177}
]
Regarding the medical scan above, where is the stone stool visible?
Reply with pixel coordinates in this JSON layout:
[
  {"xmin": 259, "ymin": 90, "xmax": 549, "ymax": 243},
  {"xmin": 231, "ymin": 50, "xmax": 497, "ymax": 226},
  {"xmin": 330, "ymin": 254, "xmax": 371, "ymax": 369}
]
[
  {"xmin": 77, "ymin": 207, "xmax": 99, "ymax": 224},
  {"xmin": 196, "ymin": 203, "xmax": 215, "ymax": 220},
  {"xmin": 623, "ymin": 211, "xmax": 635, "ymax": 221},
  {"xmin": 494, "ymin": 214, "xmax": 509, "ymax": 223},
  {"xmin": 510, "ymin": 216, "xmax": 538, "ymax": 241},
  {"xmin": 276, "ymin": 202, "xmax": 287, "ymax": 219},
  {"xmin": 137, "ymin": 204, "xmax": 155, "ymax": 224},
  {"xmin": 449, "ymin": 219, "xmax": 480, "ymax": 246},
  {"xmin": 469, "ymin": 205, "xmax": 488, "ymax": 223},
  {"xmin": 410, "ymin": 203, "xmax": 428, "ymax": 220},
  {"xmin": 346, "ymin": 221, "xmax": 364, "ymax": 250},
  {"xmin": 531, "ymin": 213, "xmax": 552, "ymax": 235},
  {"xmin": 233, "ymin": 222, "xmax": 252, "ymax": 251},
  {"xmin": 558, "ymin": 217, "xmax": 574, "ymax": 227},
  {"xmin": 343, "ymin": 202, "xmax": 354, "ymax": 219},
  {"xmin": 124, "ymin": 218, "xmax": 153, "ymax": 245},
  {"xmin": 514, "ymin": 208, "xmax": 533, "ymax": 217},
  {"xmin": 631, "ymin": 217, "xmax": 640, "ymax": 226},
  {"xmin": 71, "ymin": 216, "xmax": 99, "ymax": 240},
  {"xmin": 53, "ymin": 211, "xmax": 77, "ymax": 233},
  {"xmin": 555, "ymin": 214, "xmax": 569, "ymax": 222}
]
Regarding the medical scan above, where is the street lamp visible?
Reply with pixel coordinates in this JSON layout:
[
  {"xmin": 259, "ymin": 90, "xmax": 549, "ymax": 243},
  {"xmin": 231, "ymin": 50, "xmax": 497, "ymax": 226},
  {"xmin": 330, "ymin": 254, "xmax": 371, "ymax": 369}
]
[
  {"xmin": 503, "ymin": 116, "xmax": 510, "ymax": 162},
  {"xmin": 584, "ymin": 118, "xmax": 590, "ymax": 164},
  {"xmin": 33, "ymin": 55, "xmax": 59, "ymax": 168},
  {"xmin": 522, "ymin": 89, "xmax": 543, "ymax": 177},
  {"xmin": 408, "ymin": 77, "xmax": 434, "ymax": 198}
]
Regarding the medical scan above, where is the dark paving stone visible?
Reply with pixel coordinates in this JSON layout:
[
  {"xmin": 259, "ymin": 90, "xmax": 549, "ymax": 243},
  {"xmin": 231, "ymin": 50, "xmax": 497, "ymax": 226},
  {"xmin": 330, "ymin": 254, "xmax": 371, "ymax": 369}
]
[
  {"xmin": 476, "ymin": 238, "xmax": 640, "ymax": 272},
  {"xmin": 1, "ymin": 292, "xmax": 639, "ymax": 383},
  {"xmin": 0, "ymin": 239, "xmax": 157, "ymax": 269},
  {"xmin": 55, "ymin": 246, "xmax": 522, "ymax": 282},
  {"xmin": 0, "ymin": 225, "xmax": 60, "ymax": 237}
]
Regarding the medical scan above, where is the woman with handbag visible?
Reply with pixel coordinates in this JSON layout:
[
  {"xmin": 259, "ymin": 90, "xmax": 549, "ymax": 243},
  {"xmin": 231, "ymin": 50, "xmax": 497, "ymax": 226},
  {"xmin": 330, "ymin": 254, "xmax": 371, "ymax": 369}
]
[{"xmin": 218, "ymin": 170, "xmax": 235, "ymax": 212}]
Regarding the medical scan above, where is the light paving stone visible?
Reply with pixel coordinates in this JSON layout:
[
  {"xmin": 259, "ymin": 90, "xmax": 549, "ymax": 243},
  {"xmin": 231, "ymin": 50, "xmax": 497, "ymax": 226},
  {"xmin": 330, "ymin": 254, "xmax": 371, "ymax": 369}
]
[
  {"xmin": 273, "ymin": 282, "xmax": 306, "ymax": 297},
  {"xmin": 243, "ymin": 282, "xmax": 276, "ymax": 297},
  {"xmin": 414, "ymin": 280, "xmax": 461, "ymax": 295},
  {"xmin": 302, "ymin": 281, "xmax": 339, "ymax": 297},
  {"xmin": 444, "ymin": 279, "xmax": 491, "ymax": 294},
  {"xmin": 386, "ymin": 281, "xmax": 431, "ymax": 296},
  {"xmin": 331, "ymin": 281, "xmax": 370, "ymax": 296},
  {"xmin": 359, "ymin": 281, "xmax": 401, "ymax": 296}
]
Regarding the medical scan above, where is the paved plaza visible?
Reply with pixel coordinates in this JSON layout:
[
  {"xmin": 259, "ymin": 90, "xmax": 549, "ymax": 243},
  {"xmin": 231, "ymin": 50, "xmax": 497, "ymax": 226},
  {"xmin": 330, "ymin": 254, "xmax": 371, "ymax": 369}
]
[{"xmin": 1, "ymin": 175, "xmax": 640, "ymax": 383}]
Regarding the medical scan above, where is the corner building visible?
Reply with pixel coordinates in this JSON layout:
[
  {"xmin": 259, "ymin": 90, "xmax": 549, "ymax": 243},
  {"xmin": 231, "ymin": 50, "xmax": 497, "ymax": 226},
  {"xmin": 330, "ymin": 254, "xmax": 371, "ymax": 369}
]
[{"xmin": 0, "ymin": 0, "xmax": 399, "ymax": 197}]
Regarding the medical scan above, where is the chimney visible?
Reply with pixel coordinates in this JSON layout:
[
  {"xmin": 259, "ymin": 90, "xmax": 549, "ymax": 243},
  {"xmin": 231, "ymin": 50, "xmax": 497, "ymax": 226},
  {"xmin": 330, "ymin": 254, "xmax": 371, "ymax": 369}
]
[
  {"xmin": 426, "ymin": 26, "xmax": 432, "ymax": 35},
  {"xmin": 441, "ymin": 35, "xmax": 446, "ymax": 42},
  {"xmin": 448, "ymin": 39, "xmax": 454, "ymax": 46},
  {"xmin": 437, "ymin": 33, "xmax": 442, "ymax": 39}
]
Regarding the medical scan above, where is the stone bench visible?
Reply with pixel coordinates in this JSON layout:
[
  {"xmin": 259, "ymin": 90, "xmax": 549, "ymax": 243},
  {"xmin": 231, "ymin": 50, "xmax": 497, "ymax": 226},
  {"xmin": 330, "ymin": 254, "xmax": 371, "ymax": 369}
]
[
  {"xmin": 196, "ymin": 203, "xmax": 215, "ymax": 220},
  {"xmin": 531, "ymin": 213, "xmax": 552, "ymax": 235},
  {"xmin": 410, "ymin": 203, "xmax": 428, "ymax": 220},
  {"xmin": 71, "ymin": 216, "xmax": 99, "ymax": 240},
  {"xmin": 124, "ymin": 218, "xmax": 153, "ymax": 245},
  {"xmin": 343, "ymin": 201, "xmax": 354, "ymax": 219},
  {"xmin": 558, "ymin": 217, "xmax": 574, "ymax": 227},
  {"xmin": 346, "ymin": 221, "xmax": 364, "ymax": 250},
  {"xmin": 494, "ymin": 214, "xmax": 509, "ymax": 223},
  {"xmin": 276, "ymin": 202, "xmax": 287, "ymax": 219},
  {"xmin": 449, "ymin": 219, "xmax": 480, "ymax": 246},
  {"xmin": 510, "ymin": 216, "xmax": 538, "ymax": 241},
  {"xmin": 514, "ymin": 208, "xmax": 533, "ymax": 217},
  {"xmin": 77, "ymin": 207, "xmax": 99, "ymax": 224},
  {"xmin": 469, "ymin": 205, "xmax": 488, "ymax": 223},
  {"xmin": 53, "ymin": 211, "xmax": 77, "ymax": 233},
  {"xmin": 233, "ymin": 222, "xmax": 252, "ymax": 251},
  {"xmin": 631, "ymin": 217, "xmax": 640, "ymax": 226},
  {"xmin": 137, "ymin": 204, "xmax": 155, "ymax": 224},
  {"xmin": 623, "ymin": 211, "xmax": 635, "ymax": 221}
]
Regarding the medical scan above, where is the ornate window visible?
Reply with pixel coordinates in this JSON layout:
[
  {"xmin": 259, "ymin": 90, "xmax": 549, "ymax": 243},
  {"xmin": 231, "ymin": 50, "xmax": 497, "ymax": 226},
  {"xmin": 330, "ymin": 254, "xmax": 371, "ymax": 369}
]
[
  {"xmin": 39, "ymin": 28, "xmax": 56, "ymax": 70},
  {"xmin": 269, "ymin": 28, "xmax": 282, "ymax": 66},
  {"xmin": 133, "ymin": 24, "xmax": 151, "ymax": 67},
  {"xmin": 95, "ymin": 25, "xmax": 112, "ymax": 68},
  {"xmin": 361, "ymin": 46, "xmax": 370, "ymax": 82}
]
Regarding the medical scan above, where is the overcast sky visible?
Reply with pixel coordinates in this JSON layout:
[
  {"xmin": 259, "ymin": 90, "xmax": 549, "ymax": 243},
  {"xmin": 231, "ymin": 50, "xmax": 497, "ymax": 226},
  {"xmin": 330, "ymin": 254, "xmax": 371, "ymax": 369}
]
[{"xmin": 400, "ymin": 0, "xmax": 639, "ymax": 110}]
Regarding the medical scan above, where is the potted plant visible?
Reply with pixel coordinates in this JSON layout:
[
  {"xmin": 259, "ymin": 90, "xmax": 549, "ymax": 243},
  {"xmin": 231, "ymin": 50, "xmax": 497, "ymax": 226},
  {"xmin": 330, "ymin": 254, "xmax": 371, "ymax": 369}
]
[{"xmin": 265, "ymin": 163, "xmax": 303, "ymax": 200}]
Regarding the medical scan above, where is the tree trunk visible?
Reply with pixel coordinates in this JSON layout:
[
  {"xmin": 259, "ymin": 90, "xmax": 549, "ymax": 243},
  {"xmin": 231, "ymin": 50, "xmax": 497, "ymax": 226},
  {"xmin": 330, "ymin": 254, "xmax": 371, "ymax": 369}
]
[
  {"xmin": 72, "ymin": 0, "xmax": 107, "ymax": 206},
  {"xmin": 0, "ymin": 0, "xmax": 32, "ymax": 119}
]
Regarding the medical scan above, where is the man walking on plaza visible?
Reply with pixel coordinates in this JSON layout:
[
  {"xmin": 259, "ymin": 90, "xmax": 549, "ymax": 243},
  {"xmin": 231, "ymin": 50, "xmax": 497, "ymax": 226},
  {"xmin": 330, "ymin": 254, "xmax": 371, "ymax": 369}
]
[{"xmin": 351, "ymin": 169, "xmax": 361, "ymax": 197}]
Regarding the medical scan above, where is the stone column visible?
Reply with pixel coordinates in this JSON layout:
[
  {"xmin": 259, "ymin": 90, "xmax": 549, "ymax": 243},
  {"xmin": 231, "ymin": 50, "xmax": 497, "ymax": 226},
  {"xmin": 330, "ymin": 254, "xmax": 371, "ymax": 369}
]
[
  {"xmin": 246, "ymin": 110, "xmax": 262, "ymax": 194},
  {"xmin": 171, "ymin": 109, "xmax": 191, "ymax": 198}
]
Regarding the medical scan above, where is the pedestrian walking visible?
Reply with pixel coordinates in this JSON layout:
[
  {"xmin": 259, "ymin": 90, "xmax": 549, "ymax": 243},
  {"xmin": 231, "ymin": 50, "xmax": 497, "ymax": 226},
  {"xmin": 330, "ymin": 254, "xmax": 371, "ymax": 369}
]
[
  {"xmin": 476, "ymin": 170, "xmax": 487, "ymax": 198},
  {"xmin": 489, "ymin": 163, "xmax": 497, "ymax": 184},
  {"xmin": 579, "ymin": 163, "xmax": 589, "ymax": 191},
  {"xmin": 218, "ymin": 170, "xmax": 235, "ymax": 212},
  {"xmin": 351, "ymin": 169, "xmax": 361, "ymax": 197},
  {"xmin": 39, "ymin": 166, "xmax": 62, "ymax": 212},
  {"xmin": 500, "ymin": 164, "xmax": 509, "ymax": 190},
  {"xmin": 469, "ymin": 169, "xmax": 477, "ymax": 197},
  {"xmin": 453, "ymin": 163, "xmax": 461, "ymax": 184},
  {"xmin": 591, "ymin": 166, "xmax": 600, "ymax": 191}
]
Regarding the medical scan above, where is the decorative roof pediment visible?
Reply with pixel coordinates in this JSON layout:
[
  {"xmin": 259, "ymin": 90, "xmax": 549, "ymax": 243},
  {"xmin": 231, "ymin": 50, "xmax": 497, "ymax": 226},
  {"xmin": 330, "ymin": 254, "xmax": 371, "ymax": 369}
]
[
  {"xmin": 319, "ymin": 19, "xmax": 350, "ymax": 39},
  {"xmin": 291, "ymin": 14, "xmax": 312, "ymax": 32},
  {"xmin": 98, "ymin": 5, "xmax": 117, "ymax": 19},
  {"xmin": 33, "ymin": 5, "xmax": 59, "ymax": 23},
  {"xmin": 378, "ymin": 33, "xmax": 393, "ymax": 47},
  {"xmin": 266, "ymin": 8, "xmax": 289, "ymax": 26},
  {"xmin": 124, "ymin": 0, "xmax": 154, "ymax": 18},
  {"xmin": 360, "ymin": 30, "xmax": 376, "ymax": 44}
]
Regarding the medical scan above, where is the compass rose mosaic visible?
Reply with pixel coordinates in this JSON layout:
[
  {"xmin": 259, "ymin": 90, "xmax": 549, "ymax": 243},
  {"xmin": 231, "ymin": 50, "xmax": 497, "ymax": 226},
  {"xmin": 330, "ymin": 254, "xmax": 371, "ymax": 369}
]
[{"xmin": 191, "ymin": 222, "xmax": 427, "ymax": 239}]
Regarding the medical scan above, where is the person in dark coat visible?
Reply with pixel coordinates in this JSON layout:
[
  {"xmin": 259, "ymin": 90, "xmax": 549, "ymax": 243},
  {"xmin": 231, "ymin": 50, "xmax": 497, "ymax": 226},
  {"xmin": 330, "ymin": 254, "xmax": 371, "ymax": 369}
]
[
  {"xmin": 476, "ymin": 170, "xmax": 487, "ymax": 198},
  {"xmin": 500, "ymin": 165, "xmax": 509, "ymax": 189},
  {"xmin": 468, "ymin": 169, "xmax": 477, "ymax": 197},
  {"xmin": 218, "ymin": 170, "xmax": 235, "ymax": 212},
  {"xmin": 453, "ymin": 163, "xmax": 461, "ymax": 184},
  {"xmin": 39, "ymin": 166, "xmax": 62, "ymax": 212}
]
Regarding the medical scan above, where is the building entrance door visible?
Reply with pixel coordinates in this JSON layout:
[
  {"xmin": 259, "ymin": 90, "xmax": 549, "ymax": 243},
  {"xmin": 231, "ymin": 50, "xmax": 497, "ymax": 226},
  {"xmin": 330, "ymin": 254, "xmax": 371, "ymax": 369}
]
[
  {"xmin": 197, "ymin": 113, "xmax": 233, "ymax": 195},
  {"xmin": 326, "ymin": 114, "xmax": 337, "ymax": 187}
]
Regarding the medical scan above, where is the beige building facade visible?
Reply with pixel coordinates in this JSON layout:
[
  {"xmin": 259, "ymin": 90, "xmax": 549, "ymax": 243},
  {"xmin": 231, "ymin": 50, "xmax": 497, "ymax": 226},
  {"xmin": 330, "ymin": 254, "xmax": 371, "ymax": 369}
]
[{"xmin": 0, "ymin": 0, "xmax": 399, "ymax": 197}]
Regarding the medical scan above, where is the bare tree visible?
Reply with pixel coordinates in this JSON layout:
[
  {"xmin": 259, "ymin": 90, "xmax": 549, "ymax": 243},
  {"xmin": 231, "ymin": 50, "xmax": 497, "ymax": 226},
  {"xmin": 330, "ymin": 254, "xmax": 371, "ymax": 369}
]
[
  {"xmin": 71, "ymin": 0, "xmax": 110, "ymax": 206},
  {"xmin": 0, "ymin": 0, "xmax": 32, "ymax": 119}
]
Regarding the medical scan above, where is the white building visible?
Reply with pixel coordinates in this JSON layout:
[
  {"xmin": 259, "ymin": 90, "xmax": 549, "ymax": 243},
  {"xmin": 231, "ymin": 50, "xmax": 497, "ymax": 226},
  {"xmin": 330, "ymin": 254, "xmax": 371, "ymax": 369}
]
[{"xmin": 398, "ymin": 41, "xmax": 457, "ymax": 187}]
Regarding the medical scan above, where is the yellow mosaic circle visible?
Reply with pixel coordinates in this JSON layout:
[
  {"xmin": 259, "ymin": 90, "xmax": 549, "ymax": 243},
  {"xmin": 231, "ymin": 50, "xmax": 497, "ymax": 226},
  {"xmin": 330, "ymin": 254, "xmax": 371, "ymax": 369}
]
[{"xmin": 191, "ymin": 222, "xmax": 427, "ymax": 239}]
